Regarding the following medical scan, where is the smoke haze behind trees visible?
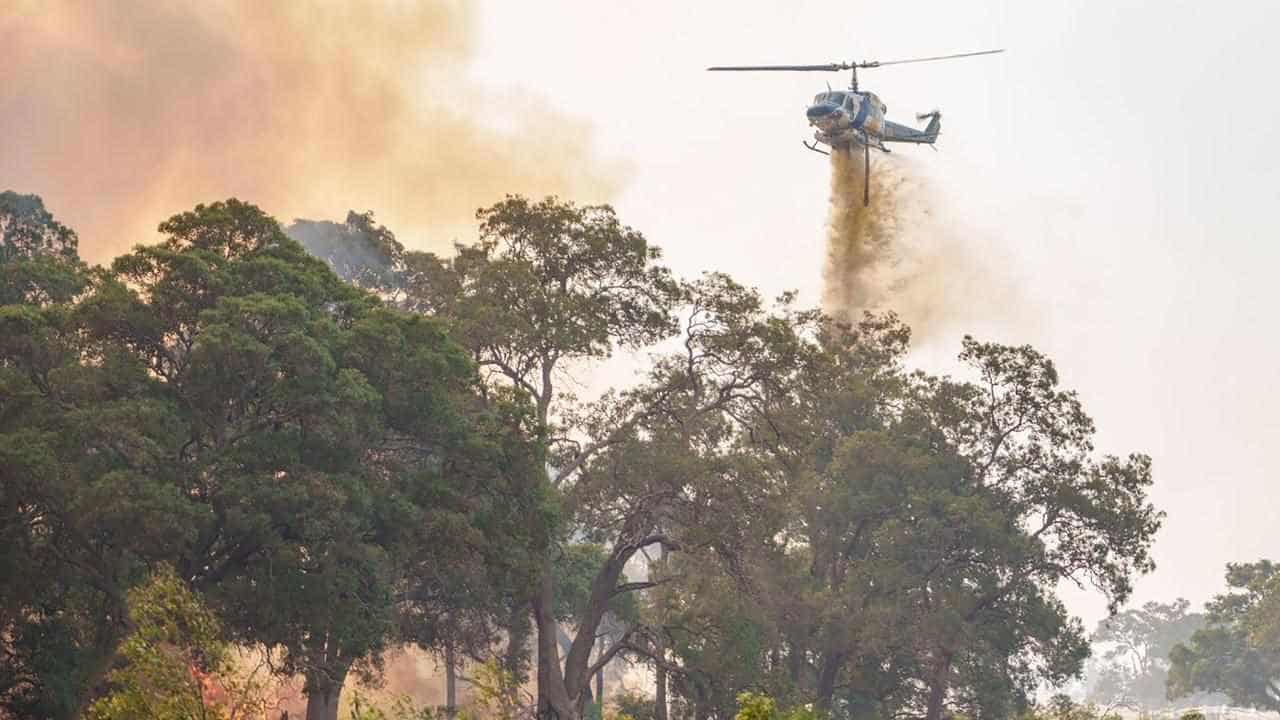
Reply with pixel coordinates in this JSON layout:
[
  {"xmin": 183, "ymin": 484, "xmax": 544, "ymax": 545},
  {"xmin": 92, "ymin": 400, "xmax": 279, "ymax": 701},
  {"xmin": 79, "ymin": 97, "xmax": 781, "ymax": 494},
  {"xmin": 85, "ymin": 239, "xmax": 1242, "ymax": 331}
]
[{"xmin": 1, "ymin": 1, "xmax": 626, "ymax": 264}]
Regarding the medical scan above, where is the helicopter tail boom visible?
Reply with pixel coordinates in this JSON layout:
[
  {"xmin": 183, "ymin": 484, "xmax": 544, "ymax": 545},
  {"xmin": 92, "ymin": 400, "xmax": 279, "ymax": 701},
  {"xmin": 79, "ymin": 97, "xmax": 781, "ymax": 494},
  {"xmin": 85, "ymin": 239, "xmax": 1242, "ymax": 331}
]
[{"xmin": 881, "ymin": 111, "xmax": 941, "ymax": 144}]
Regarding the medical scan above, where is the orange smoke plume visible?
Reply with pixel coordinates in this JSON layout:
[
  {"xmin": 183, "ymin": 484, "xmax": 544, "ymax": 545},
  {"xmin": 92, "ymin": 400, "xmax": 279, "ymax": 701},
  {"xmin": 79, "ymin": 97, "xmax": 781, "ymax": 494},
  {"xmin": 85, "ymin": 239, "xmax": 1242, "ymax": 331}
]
[{"xmin": 1, "ymin": 1, "xmax": 627, "ymax": 263}]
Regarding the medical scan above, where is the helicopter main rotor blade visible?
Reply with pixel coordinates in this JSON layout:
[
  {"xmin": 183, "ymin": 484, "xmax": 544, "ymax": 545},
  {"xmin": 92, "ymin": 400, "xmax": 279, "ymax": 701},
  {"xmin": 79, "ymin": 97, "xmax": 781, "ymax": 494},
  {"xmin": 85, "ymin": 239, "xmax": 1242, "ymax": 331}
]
[
  {"xmin": 707, "ymin": 50, "xmax": 1003, "ymax": 74},
  {"xmin": 859, "ymin": 49, "xmax": 1004, "ymax": 68},
  {"xmin": 707, "ymin": 63, "xmax": 851, "ymax": 72}
]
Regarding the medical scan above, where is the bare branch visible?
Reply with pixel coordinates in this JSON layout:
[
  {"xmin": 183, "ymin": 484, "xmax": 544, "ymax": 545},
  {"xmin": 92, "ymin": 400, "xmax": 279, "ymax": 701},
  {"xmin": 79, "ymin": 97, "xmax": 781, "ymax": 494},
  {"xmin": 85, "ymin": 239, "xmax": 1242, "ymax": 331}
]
[
  {"xmin": 610, "ymin": 576, "xmax": 679, "ymax": 598},
  {"xmin": 587, "ymin": 625, "xmax": 640, "ymax": 679}
]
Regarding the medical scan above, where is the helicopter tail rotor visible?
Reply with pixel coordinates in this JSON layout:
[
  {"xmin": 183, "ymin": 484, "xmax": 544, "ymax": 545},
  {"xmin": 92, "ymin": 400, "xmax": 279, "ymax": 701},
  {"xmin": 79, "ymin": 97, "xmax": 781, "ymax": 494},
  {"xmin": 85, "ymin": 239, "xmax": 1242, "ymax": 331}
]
[{"xmin": 916, "ymin": 110, "xmax": 942, "ymax": 143}]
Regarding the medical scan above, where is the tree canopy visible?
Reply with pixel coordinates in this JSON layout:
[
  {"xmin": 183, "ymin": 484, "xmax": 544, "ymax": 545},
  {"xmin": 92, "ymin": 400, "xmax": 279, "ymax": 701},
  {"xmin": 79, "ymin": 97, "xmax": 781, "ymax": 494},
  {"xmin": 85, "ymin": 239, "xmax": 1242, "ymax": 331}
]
[
  {"xmin": 2, "ymin": 191, "xmax": 1167, "ymax": 720},
  {"xmin": 1, "ymin": 196, "xmax": 551, "ymax": 720},
  {"xmin": 1168, "ymin": 561, "xmax": 1280, "ymax": 711}
]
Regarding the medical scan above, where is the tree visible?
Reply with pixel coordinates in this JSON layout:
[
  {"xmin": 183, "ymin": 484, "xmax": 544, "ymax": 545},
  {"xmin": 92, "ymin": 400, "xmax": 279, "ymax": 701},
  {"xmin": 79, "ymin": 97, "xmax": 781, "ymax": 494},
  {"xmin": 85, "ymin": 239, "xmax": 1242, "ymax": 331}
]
[
  {"xmin": 0, "ymin": 201, "xmax": 191, "ymax": 718},
  {"xmin": 399, "ymin": 195, "xmax": 679, "ymax": 419},
  {"xmin": 1, "ymin": 198, "xmax": 551, "ymax": 720},
  {"xmin": 109, "ymin": 200, "xmax": 549, "ymax": 720},
  {"xmin": 1086, "ymin": 599, "xmax": 1206, "ymax": 708},
  {"xmin": 650, "ymin": 322, "xmax": 1161, "ymax": 720},
  {"xmin": 902, "ymin": 338, "xmax": 1161, "ymax": 720},
  {"xmin": 395, "ymin": 195, "xmax": 690, "ymax": 720},
  {"xmin": 86, "ymin": 566, "xmax": 269, "ymax": 720},
  {"xmin": 1168, "ymin": 560, "xmax": 1280, "ymax": 711},
  {"xmin": 0, "ymin": 191, "xmax": 87, "ymax": 306},
  {"xmin": 395, "ymin": 197, "xmax": 860, "ymax": 720},
  {"xmin": 0, "ymin": 191, "xmax": 79, "ymax": 263},
  {"xmin": 656, "ymin": 554, "xmax": 792, "ymax": 720}
]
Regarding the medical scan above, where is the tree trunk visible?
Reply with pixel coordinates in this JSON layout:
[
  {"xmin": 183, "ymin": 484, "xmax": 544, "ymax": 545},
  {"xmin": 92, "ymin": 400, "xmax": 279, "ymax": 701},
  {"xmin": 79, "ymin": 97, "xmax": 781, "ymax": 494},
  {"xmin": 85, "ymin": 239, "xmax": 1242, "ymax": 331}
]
[
  {"xmin": 815, "ymin": 653, "xmax": 844, "ymax": 711},
  {"xmin": 536, "ymin": 601, "xmax": 554, "ymax": 720},
  {"xmin": 923, "ymin": 651, "xmax": 952, "ymax": 720},
  {"xmin": 445, "ymin": 644, "xmax": 458, "ymax": 718},
  {"xmin": 304, "ymin": 684, "xmax": 342, "ymax": 720},
  {"xmin": 534, "ymin": 566, "xmax": 577, "ymax": 720},
  {"xmin": 654, "ymin": 544, "xmax": 669, "ymax": 720},
  {"xmin": 594, "ymin": 634, "xmax": 604, "ymax": 708},
  {"xmin": 654, "ymin": 652, "xmax": 668, "ymax": 720},
  {"xmin": 786, "ymin": 641, "xmax": 805, "ymax": 685},
  {"xmin": 539, "ymin": 540, "xmax": 634, "ymax": 720},
  {"xmin": 304, "ymin": 663, "xmax": 351, "ymax": 720}
]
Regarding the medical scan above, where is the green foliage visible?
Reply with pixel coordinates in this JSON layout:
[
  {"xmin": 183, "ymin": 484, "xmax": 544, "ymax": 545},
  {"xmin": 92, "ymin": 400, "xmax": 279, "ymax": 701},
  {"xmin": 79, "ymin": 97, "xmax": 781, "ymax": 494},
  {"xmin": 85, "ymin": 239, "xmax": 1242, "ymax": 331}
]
[
  {"xmin": 1, "ymin": 197, "xmax": 552, "ymax": 719},
  {"xmin": 1017, "ymin": 695, "xmax": 1122, "ymax": 720},
  {"xmin": 392, "ymin": 195, "xmax": 689, "ymax": 720},
  {"xmin": 657, "ymin": 319, "xmax": 1161, "ymax": 720},
  {"xmin": 0, "ymin": 191, "xmax": 87, "ymax": 306},
  {"xmin": 733, "ymin": 693, "xmax": 815, "ymax": 720},
  {"xmin": 1167, "ymin": 560, "xmax": 1280, "ymax": 711},
  {"xmin": 398, "ymin": 195, "xmax": 680, "ymax": 415},
  {"xmin": 734, "ymin": 693, "xmax": 777, "ymax": 720},
  {"xmin": 612, "ymin": 689, "xmax": 657, "ymax": 720},
  {"xmin": 346, "ymin": 689, "xmax": 438, "ymax": 720},
  {"xmin": 661, "ymin": 554, "xmax": 794, "ymax": 720},
  {"xmin": 0, "ymin": 191, "xmax": 79, "ymax": 262},
  {"xmin": 86, "ymin": 566, "xmax": 264, "ymax": 720},
  {"xmin": 2, "ymin": 191, "xmax": 1164, "ymax": 720},
  {"xmin": 1, "ymin": 195, "xmax": 177, "ymax": 719},
  {"xmin": 553, "ymin": 543, "xmax": 639, "ymax": 625},
  {"xmin": 461, "ymin": 658, "xmax": 529, "ymax": 720}
]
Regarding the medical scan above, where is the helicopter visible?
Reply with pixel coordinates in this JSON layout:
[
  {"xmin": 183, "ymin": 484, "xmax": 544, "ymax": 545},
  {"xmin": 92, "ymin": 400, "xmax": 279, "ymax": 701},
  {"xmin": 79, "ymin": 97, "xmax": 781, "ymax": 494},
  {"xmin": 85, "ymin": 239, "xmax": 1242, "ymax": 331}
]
[{"xmin": 708, "ymin": 49, "xmax": 1004, "ymax": 205}]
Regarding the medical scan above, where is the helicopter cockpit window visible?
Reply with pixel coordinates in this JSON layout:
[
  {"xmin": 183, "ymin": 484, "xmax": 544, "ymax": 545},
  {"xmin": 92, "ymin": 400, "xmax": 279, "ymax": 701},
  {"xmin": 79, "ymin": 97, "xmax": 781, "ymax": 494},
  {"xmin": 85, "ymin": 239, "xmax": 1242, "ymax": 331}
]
[
  {"xmin": 844, "ymin": 95, "xmax": 857, "ymax": 109},
  {"xmin": 825, "ymin": 92, "xmax": 844, "ymax": 105}
]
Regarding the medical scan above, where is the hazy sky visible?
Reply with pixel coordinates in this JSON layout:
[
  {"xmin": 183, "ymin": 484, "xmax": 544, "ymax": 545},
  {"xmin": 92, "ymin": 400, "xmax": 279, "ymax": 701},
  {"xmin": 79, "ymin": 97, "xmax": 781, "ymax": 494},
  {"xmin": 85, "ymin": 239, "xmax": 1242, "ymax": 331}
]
[
  {"xmin": 4, "ymin": 1, "xmax": 1278, "ymax": 632},
  {"xmin": 469, "ymin": 0, "xmax": 1280, "ymax": 628}
]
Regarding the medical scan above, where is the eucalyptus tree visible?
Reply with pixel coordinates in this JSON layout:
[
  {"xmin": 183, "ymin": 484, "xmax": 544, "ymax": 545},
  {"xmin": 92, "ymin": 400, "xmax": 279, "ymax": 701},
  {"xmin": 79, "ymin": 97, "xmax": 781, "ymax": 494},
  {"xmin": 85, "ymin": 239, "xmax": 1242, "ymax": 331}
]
[
  {"xmin": 0, "ymin": 191, "xmax": 86, "ymax": 306},
  {"xmin": 396, "ymin": 196, "xmax": 827, "ymax": 720},
  {"xmin": 0, "ymin": 191, "xmax": 79, "ymax": 263},
  {"xmin": 0, "ymin": 198, "xmax": 550, "ymax": 720},
  {"xmin": 649, "ymin": 319, "xmax": 1162, "ymax": 720},
  {"xmin": 1168, "ymin": 561, "xmax": 1280, "ymax": 711},
  {"xmin": 892, "ymin": 338, "xmax": 1162, "ymax": 720},
  {"xmin": 1086, "ymin": 599, "xmax": 1205, "ymax": 709},
  {"xmin": 0, "ymin": 192, "xmax": 160, "ymax": 719}
]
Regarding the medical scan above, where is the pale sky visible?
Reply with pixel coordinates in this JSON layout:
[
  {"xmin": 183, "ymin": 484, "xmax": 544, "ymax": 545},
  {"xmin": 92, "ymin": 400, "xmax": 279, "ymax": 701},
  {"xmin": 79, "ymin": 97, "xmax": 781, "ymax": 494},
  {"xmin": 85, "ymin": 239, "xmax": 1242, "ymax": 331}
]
[{"xmin": 470, "ymin": 0, "xmax": 1280, "ymax": 629}]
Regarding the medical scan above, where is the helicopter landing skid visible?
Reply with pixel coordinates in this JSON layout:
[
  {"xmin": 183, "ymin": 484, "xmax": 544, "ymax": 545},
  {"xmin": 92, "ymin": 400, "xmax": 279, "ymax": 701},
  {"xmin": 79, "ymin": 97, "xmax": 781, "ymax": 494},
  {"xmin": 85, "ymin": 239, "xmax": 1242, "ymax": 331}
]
[{"xmin": 802, "ymin": 140, "xmax": 830, "ymax": 156}]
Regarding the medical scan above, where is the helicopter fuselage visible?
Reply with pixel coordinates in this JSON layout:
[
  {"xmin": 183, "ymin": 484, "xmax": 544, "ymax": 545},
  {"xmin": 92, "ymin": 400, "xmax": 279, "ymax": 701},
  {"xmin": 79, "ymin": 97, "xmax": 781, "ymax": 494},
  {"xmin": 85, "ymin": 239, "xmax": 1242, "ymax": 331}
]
[{"xmin": 806, "ymin": 90, "xmax": 887, "ymax": 148}]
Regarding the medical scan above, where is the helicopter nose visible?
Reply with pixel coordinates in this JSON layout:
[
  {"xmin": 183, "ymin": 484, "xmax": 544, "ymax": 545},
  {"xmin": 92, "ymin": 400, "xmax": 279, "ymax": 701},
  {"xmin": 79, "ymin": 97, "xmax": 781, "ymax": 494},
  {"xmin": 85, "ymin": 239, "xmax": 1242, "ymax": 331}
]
[{"xmin": 806, "ymin": 103, "xmax": 838, "ymax": 119}]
